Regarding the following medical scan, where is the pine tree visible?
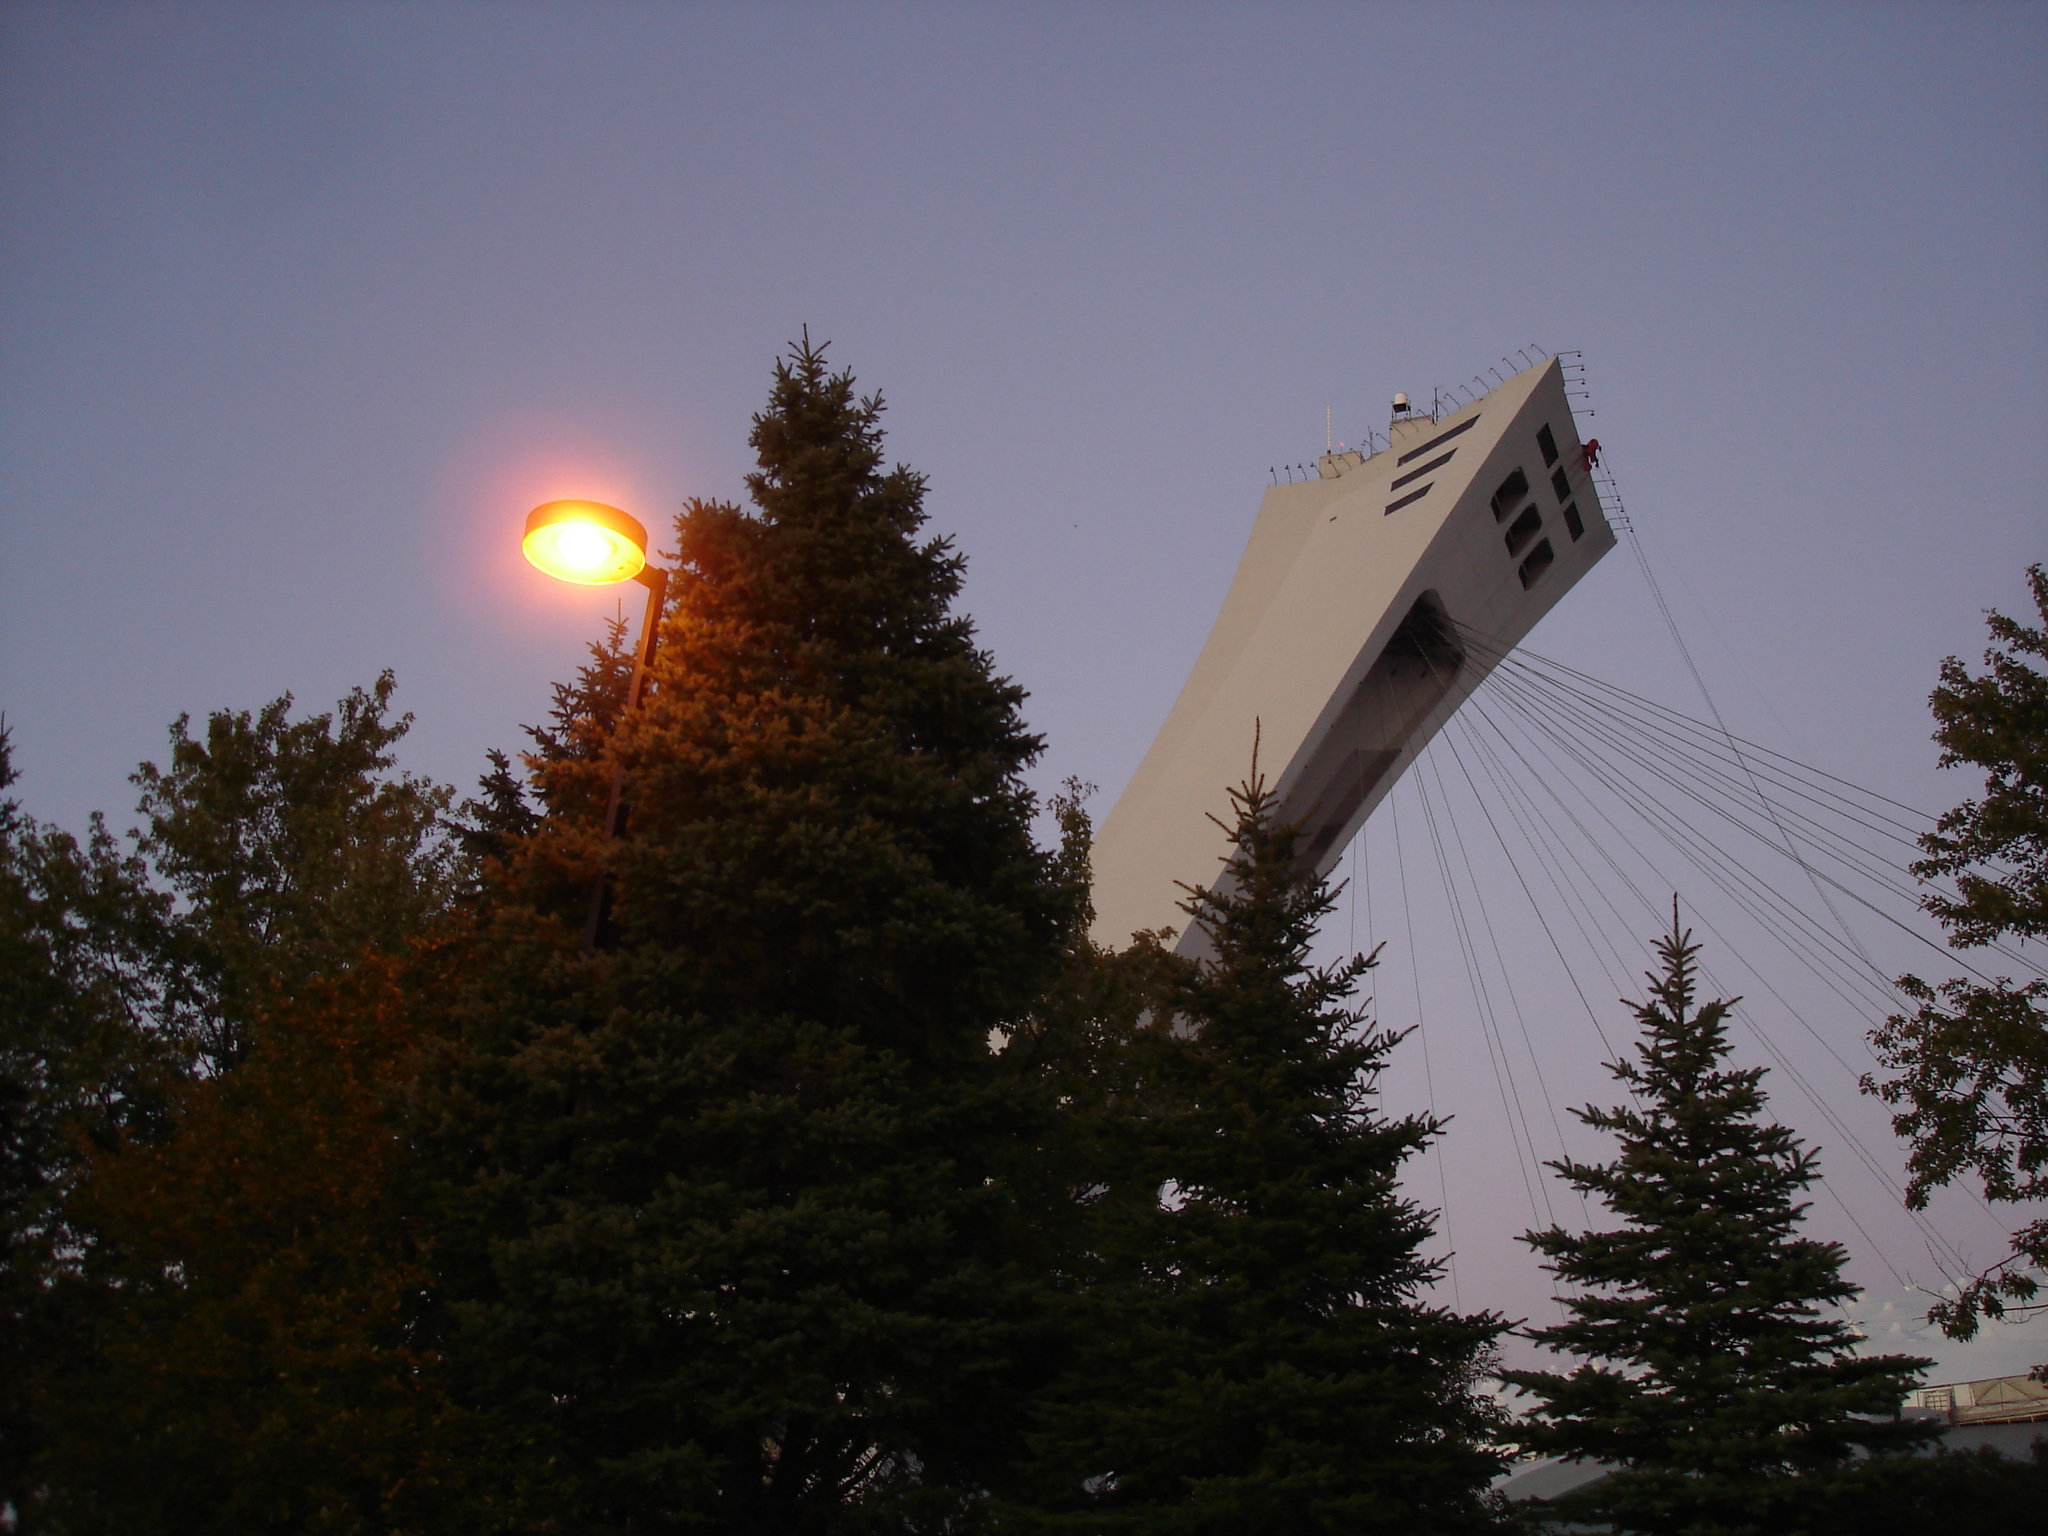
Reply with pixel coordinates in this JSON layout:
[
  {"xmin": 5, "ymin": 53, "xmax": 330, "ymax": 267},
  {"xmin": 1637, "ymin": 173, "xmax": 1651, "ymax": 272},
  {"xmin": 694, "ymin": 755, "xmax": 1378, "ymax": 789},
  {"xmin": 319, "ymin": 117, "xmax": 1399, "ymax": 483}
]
[
  {"xmin": 1009, "ymin": 769, "xmax": 1508, "ymax": 1534},
  {"xmin": 449, "ymin": 747, "xmax": 541, "ymax": 876},
  {"xmin": 447, "ymin": 615, "xmax": 630, "ymax": 880},
  {"xmin": 1505, "ymin": 912, "xmax": 1937, "ymax": 1534},
  {"xmin": 425, "ymin": 338, "xmax": 1077, "ymax": 1531}
]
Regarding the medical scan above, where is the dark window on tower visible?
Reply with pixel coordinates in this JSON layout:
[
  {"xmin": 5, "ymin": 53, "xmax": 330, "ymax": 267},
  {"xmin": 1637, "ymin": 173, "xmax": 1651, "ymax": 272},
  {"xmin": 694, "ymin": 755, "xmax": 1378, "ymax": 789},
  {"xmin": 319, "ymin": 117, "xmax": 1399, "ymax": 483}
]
[
  {"xmin": 1550, "ymin": 467, "xmax": 1572, "ymax": 503},
  {"xmin": 1504, "ymin": 505, "xmax": 1543, "ymax": 557},
  {"xmin": 1490, "ymin": 468, "xmax": 1529, "ymax": 521},
  {"xmin": 1537, "ymin": 424, "xmax": 1559, "ymax": 466},
  {"xmin": 1519, "ymin": 539, "xmax": 1555, "ymax": 589},
  {"xmin": 1561, "ymin": 501, "xmax": 1584, "ymax": 541}
]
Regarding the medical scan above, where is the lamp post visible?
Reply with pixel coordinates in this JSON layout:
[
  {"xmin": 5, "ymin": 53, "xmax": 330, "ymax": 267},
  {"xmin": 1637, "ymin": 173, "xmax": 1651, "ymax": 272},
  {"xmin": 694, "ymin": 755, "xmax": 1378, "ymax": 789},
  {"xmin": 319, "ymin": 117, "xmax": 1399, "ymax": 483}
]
[{"xmin": 522, "ymin": 499, "xmax": 669, "ymax": 949}]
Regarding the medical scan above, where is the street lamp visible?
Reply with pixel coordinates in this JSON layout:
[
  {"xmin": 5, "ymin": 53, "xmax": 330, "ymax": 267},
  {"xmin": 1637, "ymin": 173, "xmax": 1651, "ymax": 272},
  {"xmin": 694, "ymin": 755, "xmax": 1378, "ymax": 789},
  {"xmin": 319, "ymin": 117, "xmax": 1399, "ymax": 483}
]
[
  {"xmin": 522, "ymin": 499, "xmax": 653, "ymax": 587},
  {"xmin": 522, "ymin": 499, "xmax": 670, "ymax": 948}
]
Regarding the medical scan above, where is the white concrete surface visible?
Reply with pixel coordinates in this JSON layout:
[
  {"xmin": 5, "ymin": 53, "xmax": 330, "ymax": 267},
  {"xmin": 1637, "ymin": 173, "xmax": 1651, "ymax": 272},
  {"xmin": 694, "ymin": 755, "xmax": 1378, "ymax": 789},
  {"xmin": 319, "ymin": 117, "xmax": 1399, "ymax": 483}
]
[{"xmin": 1091, "ymin": 356, "xmax": 1614, "ymax": 953}]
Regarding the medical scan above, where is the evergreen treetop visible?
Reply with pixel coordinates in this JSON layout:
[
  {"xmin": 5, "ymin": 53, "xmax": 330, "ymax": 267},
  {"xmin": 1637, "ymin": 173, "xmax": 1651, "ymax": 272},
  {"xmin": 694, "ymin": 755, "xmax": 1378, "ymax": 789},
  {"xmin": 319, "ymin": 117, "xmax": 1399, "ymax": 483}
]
[
  {"xmin": 1506, "ymin": 912, "xmax": 1935, "ymax": 1534},
  {"xmin": 425, "ymin": 337, "xmax": 1077, "ymax": 1532},
  {"xmin": 1010, "ymin": 767, "xmax": 1506, "ymax": 1534},
  {"xmin": 597, "ymin": 332, "xmax": 1067, "ymax": 1056}
]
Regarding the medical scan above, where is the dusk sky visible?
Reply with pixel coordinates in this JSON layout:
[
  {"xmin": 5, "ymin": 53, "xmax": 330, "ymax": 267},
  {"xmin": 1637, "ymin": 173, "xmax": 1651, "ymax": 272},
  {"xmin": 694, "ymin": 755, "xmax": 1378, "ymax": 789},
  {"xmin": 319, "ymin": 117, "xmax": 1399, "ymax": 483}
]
[{"xmin": 4, "ymin": 3, "xmax": 2044, "ymax": 1375}]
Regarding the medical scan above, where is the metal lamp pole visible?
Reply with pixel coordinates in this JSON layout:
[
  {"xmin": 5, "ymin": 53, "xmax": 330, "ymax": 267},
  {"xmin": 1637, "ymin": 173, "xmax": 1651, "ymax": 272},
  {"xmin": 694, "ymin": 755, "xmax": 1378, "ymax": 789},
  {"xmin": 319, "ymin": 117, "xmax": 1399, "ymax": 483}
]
[
  {"xmin": 581, "ymin": 558, "xmax": 668, "ymax": 949},
  {"xmin": 519, "ymin": 499, "xmax": 669, "ymax": 951}
]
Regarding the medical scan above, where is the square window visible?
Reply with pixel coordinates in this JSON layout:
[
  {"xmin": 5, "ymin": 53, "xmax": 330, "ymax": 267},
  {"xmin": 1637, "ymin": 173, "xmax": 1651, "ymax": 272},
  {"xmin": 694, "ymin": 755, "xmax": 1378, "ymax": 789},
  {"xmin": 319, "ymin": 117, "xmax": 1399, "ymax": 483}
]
[
  {"xmin": 1490, "ymin": 468, "xmax": 1530, "ymax": 522},
  {"xmin": 1519, "ymin": 539, "xmax": 1555, "ymax": 589},
  {"xmin": 1505, "ymin": 505, "xmax": 1544, "ymax": 557}
]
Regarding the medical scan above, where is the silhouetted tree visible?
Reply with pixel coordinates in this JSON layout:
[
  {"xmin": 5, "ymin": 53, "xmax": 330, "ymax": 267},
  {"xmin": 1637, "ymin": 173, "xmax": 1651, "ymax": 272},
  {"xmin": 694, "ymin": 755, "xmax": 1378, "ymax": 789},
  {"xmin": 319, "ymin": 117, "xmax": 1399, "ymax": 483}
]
[
  {"xmin": 424, "ymin": 337, "xmax": 1079, "ymax": 1532},
  {"xmin": 1507, "ymin": 913, "xmax": 1936, "ymax": 1533},
  {"xmin": 1866, "ymin": 564, "xmax": 2047, "ymax": 1336},
  {"xmin": 131, "ymin": 671, "xmax": 460, "ymax": 1070},
  {"xmin": 7, "ymin": 683, "xmax": 473, "ymax": 1531},
  {"xmin": 1009, "ymin": 768, "xmax": 1508, "ymax": 1534},
  {"xmin": 0, "ymin": 726, "xmax": 175, "ymax": 1520}
]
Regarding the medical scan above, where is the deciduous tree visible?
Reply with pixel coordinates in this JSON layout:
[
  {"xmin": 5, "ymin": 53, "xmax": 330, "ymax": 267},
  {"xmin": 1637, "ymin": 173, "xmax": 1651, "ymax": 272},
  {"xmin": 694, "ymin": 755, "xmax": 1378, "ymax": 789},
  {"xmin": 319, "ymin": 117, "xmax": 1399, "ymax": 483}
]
[
  {"xmin": 1865, "ymin": 564, "xmax": 2047, "ymax": 1336},
  {"xmin": 6, "ymin": 681, "xmax": 473, "ymax": 1529},
  {"xmin": 131, "ymin": 670, "xmax": 461, "ymax": 1070},
  {"xmin": 0, "ymin": 726, "xmax": 176, "ymax": 1518},
  {"xmin": 34, "ymin": 960, "xmax": 490, "ymax": 1536}
]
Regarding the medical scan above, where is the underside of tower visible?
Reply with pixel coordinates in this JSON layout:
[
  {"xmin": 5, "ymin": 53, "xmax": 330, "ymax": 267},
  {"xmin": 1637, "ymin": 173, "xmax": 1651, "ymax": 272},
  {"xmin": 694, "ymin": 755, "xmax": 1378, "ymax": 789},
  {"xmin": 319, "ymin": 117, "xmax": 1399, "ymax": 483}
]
[{"xmin": 1090, "ymin": 354, "xmax": 1615, "ymax": 954}]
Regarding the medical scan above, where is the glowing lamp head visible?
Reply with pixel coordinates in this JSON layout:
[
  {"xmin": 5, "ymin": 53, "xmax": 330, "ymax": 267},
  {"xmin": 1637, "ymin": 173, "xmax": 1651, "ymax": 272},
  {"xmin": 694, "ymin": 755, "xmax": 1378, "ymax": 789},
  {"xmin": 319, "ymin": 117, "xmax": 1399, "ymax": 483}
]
[{"xmin": 522, "ymin": 500, "xmax": 649, "ymax": 585}]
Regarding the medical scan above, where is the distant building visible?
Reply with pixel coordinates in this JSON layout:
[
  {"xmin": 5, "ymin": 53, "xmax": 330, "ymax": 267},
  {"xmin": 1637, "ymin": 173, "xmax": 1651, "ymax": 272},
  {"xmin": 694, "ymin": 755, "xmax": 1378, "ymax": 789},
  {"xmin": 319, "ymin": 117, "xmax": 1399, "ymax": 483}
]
[
  {"xmin": 1495, "ymin": 1374, "xmax": 2048, "ymax": 1507},
  {"xmin": 1905, "ymin": 1372, "xmax": 2048, "ymax": 1459},
  {"xmin": 1092, "ymin": 355, "xmax": 1614, "ymax": 952}
]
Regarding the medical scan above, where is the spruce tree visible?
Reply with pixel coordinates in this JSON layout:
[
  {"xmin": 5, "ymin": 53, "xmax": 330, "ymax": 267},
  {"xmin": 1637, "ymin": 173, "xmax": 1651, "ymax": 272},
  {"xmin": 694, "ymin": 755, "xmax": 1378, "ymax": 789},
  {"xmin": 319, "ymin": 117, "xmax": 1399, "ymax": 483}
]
[
  {"xmin": 1010, "ymin": 769, "xmax": 1508, "ymax": 1533},
  {"xmin": 1505, "ymin": 913, "xmax": 1937, "ymax": 1534},
  {"xmin": 427, "ymin": 339, "xmax": 1076, "ymax": 1532}
]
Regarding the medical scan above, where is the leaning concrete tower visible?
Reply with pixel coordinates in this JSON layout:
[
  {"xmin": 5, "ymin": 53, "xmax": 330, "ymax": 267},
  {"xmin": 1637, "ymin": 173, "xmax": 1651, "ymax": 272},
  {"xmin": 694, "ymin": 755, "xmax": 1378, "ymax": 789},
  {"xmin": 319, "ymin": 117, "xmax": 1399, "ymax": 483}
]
[{"xmin": 1090, "ymin": 355, "xmax": 1614, "ymax": 953}]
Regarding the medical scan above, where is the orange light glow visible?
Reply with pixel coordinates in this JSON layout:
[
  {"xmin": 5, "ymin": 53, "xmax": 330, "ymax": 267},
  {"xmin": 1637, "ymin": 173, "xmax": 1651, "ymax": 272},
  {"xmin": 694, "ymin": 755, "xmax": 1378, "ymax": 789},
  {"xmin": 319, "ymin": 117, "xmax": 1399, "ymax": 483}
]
[{"xmin": 522, "ymin": 500, "xmax": 648, "ymax": 585}]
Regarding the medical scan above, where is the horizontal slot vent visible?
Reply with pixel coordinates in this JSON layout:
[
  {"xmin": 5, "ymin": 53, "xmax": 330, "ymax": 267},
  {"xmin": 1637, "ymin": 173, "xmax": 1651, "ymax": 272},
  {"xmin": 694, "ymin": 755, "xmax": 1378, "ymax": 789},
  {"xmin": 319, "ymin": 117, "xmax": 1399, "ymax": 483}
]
[
  {"xmin": 1537, "ymin": 423, "xmax": 1559, "ymax": 466},
  {"xmin": 1389, "ymin": 449, "xmax": 1456, "ymax": 491},
  {"xmin": 1396, "ymin": 414, "xmax": 1480, "ymax": 465},
  {"xmin": 1551, "ymin": 466, "xmax": 1572, "ymax": 502},
  {"xmin": 1561, "ymin": 501, "xmax": 1584, "ymax": 541},
  {"xmin": 1384, "ymin": 483, "xmax": 1433, "ymax": 515}
]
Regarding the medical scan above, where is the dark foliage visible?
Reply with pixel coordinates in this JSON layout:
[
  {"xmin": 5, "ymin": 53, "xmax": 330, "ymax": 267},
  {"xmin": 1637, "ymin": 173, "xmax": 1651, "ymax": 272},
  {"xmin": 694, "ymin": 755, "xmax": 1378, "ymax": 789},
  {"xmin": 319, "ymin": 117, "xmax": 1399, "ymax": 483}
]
[
  {"xmin": 5, "ymin": 683, "xmax": 469, "ymax": 1530},
  {"xmin": 423, "ymin": 337, "xmax": 1079, "ymax": 1532},
  {"xmin": 0, "ymin": 726, "xmax": 178, "ymax": 1515},
  {"xmin": 31, "ymin": 960, "xmax": 492, "ymax": 1536},
  {"xmin": 1506, "ymin": 914, "xmax": 1936, "ymax": 1533},
  {"xmin": 130, "ymin": 670, "xmax": 460, "ymax": 1071},
  {"xmin": 451, "ymin": 747, "xmax": 541, "ymax": 874},
  {"xmin": 1007, "ymin": 769, "xmax": 1508, "ymax": 1534},
  {"xmin": 1817, "ymin": 1440, "xmax": 2048, "ymax": 1532},
  {"xmin": 1866, "ymin": 564, "xmax": 2047, "ymax": 1336}
]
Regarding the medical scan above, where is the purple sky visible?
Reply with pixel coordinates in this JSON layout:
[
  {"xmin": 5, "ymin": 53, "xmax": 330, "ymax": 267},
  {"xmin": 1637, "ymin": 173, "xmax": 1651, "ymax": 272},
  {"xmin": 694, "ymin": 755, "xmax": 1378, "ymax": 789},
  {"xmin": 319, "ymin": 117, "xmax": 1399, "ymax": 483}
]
[{"xmin": 4, "ymin": 2, "xmax": 2044, "ymax": 1376}]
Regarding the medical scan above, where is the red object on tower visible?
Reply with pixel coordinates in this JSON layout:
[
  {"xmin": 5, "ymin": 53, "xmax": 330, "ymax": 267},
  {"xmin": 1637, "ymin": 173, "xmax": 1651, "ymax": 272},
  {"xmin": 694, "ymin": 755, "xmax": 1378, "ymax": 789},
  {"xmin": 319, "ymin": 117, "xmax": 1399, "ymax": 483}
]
[{"xmin": 1580, "ymin": 438, "xmax": 1603, "ymax": 471}]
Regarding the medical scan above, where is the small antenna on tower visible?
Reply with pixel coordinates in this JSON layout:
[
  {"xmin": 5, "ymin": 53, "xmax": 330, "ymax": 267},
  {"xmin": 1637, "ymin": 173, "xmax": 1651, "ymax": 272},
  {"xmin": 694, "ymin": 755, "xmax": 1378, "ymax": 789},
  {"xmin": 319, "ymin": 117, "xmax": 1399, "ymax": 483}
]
[{"xmin": 1325, "ymin": 403, "xmax": 1333, "ymax": 454}]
